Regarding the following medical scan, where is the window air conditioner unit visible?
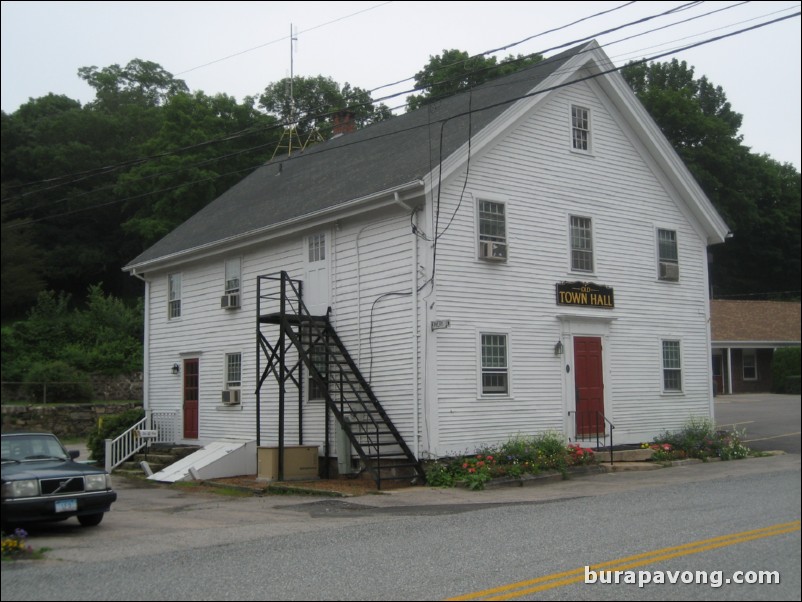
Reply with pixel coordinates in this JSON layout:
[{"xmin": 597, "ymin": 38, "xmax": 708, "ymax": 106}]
[
  {"xmin": 479, "ymin": 240, "xmax": 507, "ymax": 260},
  {"xmin": 659, "ymin": 261, "xmax": 679, "ymax": 282},
  {"xmin": 220, "ymin": 293, "xmax": 240, "ymax": 309},
  {"xmin": 221, "ymin": 389, "xmax": 241, "ymax": 405}
]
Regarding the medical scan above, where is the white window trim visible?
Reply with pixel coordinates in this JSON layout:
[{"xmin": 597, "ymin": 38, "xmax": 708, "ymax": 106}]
[
  {"xmin": 660, "ymin": 338, "xmax": 684, "ymax": 394},
  {"xmin": 168, "ymin": 273, "xmax": 182, "ymax": 320},
  {"xmin": 569, "ymin": 214, "xmax": 595, "ymax": 274},
  {"xmin": 475, "ymin": 196, "xmax": 509, "ymax": 262},
  {"xmin": 570, "ymin": 104, "xmax": 592, "ymax": 154},
  {"xmin": 656, "ymin": 227, "xmax": 680, "ymax": 283},
  {"xmin": 742, "ymin": 350, "xmax": 758, "ymax": 381},
  {"xmin": 476, "ymin": 329, "xmax": 513, "ymax": 399}
]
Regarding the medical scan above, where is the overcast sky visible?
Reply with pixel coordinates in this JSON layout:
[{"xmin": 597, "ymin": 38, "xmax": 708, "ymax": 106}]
[{"xmin": 2, "ymin": 1, "xmax": 800, "ymax": 168}]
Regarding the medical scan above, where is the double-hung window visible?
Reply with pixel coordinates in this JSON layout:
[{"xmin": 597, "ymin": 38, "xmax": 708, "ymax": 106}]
[
  {"xmin": 168, "ymin": 273, "xmax": 182, "ymax": 319},
  {"xmin": 481, "ymin": 333, "xmax": 509, "ymax": 395},
  {"xmin": 571, "ymin": 105, "xmax": 590, "ymax": 151},
  {"xmin": 308, "ymin": 344, "xmax": 328, "ymax": 401},
  {"xmin": 225, "ymin": 258, "xmax": 241, "ymax": 295},
  {"xmin": 225, "ymin": 353, "xmax": 242, "ymax": 389},
  {"xmin": 478, "ymin": 201, "xmax": 507, "ymax": 260},
  {"xmin": 661, "ymin": 340, "xmax": 682, "ymax": 392},
  {"xmin": 742, "ymin": 351, "xmax": 757, "ymax": 381},
  {"xmin": 658, "ymin": 229, "xmax": 679, "ymax": 281},
  {"xmin": 570, "ymin": 216, "xmax": 593, "ymax": 272}
]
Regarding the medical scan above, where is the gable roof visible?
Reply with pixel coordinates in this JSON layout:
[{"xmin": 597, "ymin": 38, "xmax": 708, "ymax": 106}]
[
  {"xmin": 711, "ymin": 300, "xmax": 802, "ymax": 345},
  {"xmin": 126, "ymin": 41, "xmax": 728, "ymax": 273}
]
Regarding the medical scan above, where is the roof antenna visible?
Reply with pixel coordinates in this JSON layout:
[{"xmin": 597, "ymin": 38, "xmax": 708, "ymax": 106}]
[{"xmin": 270, "ymin": 23, "xmax": 324, "ymax": 160}]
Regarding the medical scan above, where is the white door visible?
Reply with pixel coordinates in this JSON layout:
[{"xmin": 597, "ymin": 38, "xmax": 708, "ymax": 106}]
[{"xmin": 304, "ymin": 232, "xmax": 330, "ymax": 316}]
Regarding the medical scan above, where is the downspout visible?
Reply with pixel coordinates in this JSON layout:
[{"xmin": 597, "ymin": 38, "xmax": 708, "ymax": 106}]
[
  {"xmin": 411, "ymin": 206, "xmax": 420, "ymax": 459},
  {"xmin": 355, "ymin": 224, "xmax": 369, "ymax": 364}
]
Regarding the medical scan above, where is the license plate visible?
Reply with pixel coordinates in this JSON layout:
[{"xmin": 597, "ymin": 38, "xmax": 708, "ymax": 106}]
[{"xmin": 55, "ymin": 499, "xmax": 77, "ymax": 513}]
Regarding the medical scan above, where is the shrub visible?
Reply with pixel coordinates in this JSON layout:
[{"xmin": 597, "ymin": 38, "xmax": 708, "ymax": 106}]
[
  {"xmin": 772, "ymin": 347, "xmax": 801, "ymax": 393},
  {"xmin": 23, "ymin": 360, "xmax": 93, "ymax": 403},
  {"xmin": 86, "ymin": 408, "xmax": 145, "ymax": 463},
  {"xmin": 652, "ymin": 417, "xmax": 751, "ymax": 461}
]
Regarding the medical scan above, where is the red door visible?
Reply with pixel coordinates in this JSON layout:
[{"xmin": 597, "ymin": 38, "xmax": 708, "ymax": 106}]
[
  {"xmin": 183, "ymin": 358, "xmax": 199, "ymax": 439},
  {"xmin": 574, "ymin": 337, "xmax": 604, "ymax": 436}
]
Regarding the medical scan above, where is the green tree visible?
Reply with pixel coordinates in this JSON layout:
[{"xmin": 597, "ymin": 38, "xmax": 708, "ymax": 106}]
[
  {"xmin": 407, "ymin": 49, "xmax": 543, "ymax": 110},
  {"xmin": 622, "ymin": 59, "xmax": 801, "ymax": 298},
  {"xmin": 119, "ymin": 91, "xmax": 279, "ymax": 247},
  {"xmin": 78, "ymin": 59, "xmax": 189, "ymax": 110},
  {"xmin": 259, "ymin": 75, "xmax": 392, "ymax": 142}
]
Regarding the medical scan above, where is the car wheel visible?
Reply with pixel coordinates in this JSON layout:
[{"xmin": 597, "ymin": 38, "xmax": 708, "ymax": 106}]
[{"xmin": 77, "ymin": 513, "xmax": 104, "ymax": 527}]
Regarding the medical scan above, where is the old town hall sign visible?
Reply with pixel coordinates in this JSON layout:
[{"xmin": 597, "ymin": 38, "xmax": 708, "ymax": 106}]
[{"xmin": 556, "ymin": 281, "xmax": 615, "ymax": 309}]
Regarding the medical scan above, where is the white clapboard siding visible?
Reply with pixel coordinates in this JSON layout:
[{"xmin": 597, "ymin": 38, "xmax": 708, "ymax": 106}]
[{"xmin": 427, "ymin": 79, "xmax": 714, "ymax": 454}]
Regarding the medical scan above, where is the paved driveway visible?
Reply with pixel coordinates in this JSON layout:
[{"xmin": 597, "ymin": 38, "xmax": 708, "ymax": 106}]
[{"xmin": 715, "ymin": 393, "xmax": 801, "ymax": 454}]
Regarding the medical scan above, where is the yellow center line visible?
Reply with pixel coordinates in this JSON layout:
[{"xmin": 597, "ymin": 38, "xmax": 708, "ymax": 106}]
[{"xmin": 447, "ymin": 520, "xmax": 800, "ymax": 601}]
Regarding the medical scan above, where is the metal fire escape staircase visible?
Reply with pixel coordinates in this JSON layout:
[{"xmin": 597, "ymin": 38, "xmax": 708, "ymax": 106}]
[{"xmin": 256, "ymin": 272, "xmax": 425, "ymax": 488}]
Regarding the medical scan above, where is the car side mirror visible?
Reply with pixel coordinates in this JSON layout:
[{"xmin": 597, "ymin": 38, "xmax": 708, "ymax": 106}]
[{"xmin": 69, "ymin": 450, "xmax": 80, "ymax": 459}]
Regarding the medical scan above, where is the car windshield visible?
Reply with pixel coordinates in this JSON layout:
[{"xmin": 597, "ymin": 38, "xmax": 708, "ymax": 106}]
[{"xmin": 1, "ymin": 434, "xmax": 70, "ymax": 462}]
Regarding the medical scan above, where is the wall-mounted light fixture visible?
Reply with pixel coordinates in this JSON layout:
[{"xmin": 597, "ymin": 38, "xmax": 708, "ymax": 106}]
[
  {"xmin": 554, "ymin": 340, "xmax": 564, "ymax": 357},
  {"xmin": 172, "ymin": 363, "xmax": 181, "ymax": 375}
]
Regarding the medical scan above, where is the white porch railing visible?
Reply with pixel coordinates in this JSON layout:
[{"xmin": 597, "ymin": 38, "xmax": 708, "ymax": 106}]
[{"xmin": 105, "ymin": 410, "xmax": 178, "ymax": 472}]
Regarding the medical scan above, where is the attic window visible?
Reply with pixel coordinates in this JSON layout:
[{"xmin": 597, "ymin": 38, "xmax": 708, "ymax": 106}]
[{"xmin": 571, "ymin": 105, "xmax": 590, "ymax": 151}]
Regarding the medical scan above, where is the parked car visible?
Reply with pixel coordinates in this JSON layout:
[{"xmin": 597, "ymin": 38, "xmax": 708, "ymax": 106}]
[{"xmin": 1, "ymin": 432, "xmax": 117, "ymax": 529}]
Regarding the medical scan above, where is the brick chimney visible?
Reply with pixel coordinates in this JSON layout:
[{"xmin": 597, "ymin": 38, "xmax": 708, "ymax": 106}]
[{"xmin": 332, "ymin": 110, "xmax": 357, "ymax": 136}]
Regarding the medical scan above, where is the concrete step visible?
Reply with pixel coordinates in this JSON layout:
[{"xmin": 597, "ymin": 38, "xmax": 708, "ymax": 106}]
[{"xmin": 594, "ymin": 448, "xmax": 654, "ymax": 463}]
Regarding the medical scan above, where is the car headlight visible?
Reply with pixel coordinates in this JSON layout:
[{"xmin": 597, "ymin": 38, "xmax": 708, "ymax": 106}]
[
  {"xmin": 84, "ymin": 473, "xmax": 111, "ymax": 491},
  {"xmin": 2, "ymin": 479, "xmax": 39, "ymax": 499}
]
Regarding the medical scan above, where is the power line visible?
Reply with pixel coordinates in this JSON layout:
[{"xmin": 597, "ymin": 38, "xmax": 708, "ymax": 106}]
[
  {"xmin": 0, "ymin": 1, "xmax": 703, "ymax": 199},
  {"xmin": 3, "ymin": 8, "xmax": 799, "ymax": 226},
  {"xmin": 174, "ymin": 2, "xmax": 393, "ymax": 77}
]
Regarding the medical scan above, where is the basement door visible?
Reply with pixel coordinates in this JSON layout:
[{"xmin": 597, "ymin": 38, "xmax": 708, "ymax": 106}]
[
  {"xmin": 574, "ymin": 337, "xmax": 605, "ymax": 436},
  {"xmin": 183, "ymin": 358, "xmax": 199, "ymax": 439},
  {"xmin": 304, "ymin": 232, "xmax": 330, "ymax": 316}
]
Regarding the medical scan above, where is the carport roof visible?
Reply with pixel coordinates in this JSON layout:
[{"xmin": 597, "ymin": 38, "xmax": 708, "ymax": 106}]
[{"xmin": 711, "ymin": 300, "xmax": 801, "ymax": 345}]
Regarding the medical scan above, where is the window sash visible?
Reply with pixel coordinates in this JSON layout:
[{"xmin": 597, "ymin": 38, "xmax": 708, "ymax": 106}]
[
  {"xmin": 658, "ymin": 229, "xmax": 678, "ymax": 263},
  {"xmin": 570, "ymin": 216, "xmax": 593, "ymax": 271},
  {"xmin": 481, "ymin": 334, "xmax": 508, "ymax": 395},
  {"xmin": 225, "ymin": 258, "xmax": 241, "ymax": 294},
  {"xmin": 168, "ymin": 274, "xmax": 181, "ymax": 319},
  {"xmin": 571, "ymin": 106, "xmax": 590, "ymax": 151},
  {"xmin": 225, "ymin": 353, "xmax": 242, "ymax": 388},
  {"xmin": 742, "ymin": 352, "xmax": 757, "ymax": 380},
  {"xmin": 308, "ymin": 233, "xmax": 326, "ymax": 263},
  {"xmin": 478, "ymin": 201, "xmax": 506, "ymax": 243},
  {"xmin": 308, "ymin": 344, "xmax": 328, "ymax": 400},
  {"xmin": 662, "ymin": 340, "xmax": 682, "ymax": 391}
]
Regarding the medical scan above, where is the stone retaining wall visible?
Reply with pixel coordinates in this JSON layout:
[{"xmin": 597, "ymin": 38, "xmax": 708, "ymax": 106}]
[{"xmin": 1, "ymin": 402, "xmax": 142, "ymax": 439}]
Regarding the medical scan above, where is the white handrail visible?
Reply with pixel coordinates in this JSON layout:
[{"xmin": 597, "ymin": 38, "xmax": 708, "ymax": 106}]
[{"xmin": 104, "ymin": 411, "xmax": 178, "ymax": 472}]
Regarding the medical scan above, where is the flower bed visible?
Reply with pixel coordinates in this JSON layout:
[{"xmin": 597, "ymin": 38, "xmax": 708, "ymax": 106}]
[
  {"xmin": 424, "ymin": 432, "xmax": 597, "ymax": 490},
  {"xmin": 645, "ymin": 417, "xmax": 751, "ymax": 463}
]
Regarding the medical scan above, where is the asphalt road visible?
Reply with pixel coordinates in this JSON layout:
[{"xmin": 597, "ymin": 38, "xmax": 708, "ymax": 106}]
[
  {"xmin": 2, "ymin": 453, "xmax": 799, "ymax": 600},
  {"xmin": 715, "ymin": 393, "xmax": 801, "ymax": 455},
  {"xmin": 3, "ymin": 394, "xmax": 798, "ymax": 600}
]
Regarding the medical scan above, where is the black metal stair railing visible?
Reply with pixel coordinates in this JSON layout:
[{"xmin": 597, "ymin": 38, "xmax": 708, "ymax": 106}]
[
  {"xmin": 257, "ymin": 271, "xmax": 424, "ymax": 488},
  {"xmin": 568, "ymin": 410, "xmax": 615, "ymax": 466}
]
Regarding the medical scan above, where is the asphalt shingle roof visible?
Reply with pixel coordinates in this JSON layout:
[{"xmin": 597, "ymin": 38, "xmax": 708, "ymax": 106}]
[
  {"xmin": 126, "ymin": 44, "xmax": 588, "ymax": 269},
  {"xmin": 711, "ymin": 300, "xmax": 802, "ymax": 343}
]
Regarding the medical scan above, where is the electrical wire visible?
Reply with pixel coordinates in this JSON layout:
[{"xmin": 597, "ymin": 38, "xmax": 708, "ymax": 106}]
[
  {"xmin": 3, "ymin": 8, "xmax": 798, "ymax": 227},
  {"xmin": 2, "ymin": 0, "xmax": 738, "ymax": 200}
]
